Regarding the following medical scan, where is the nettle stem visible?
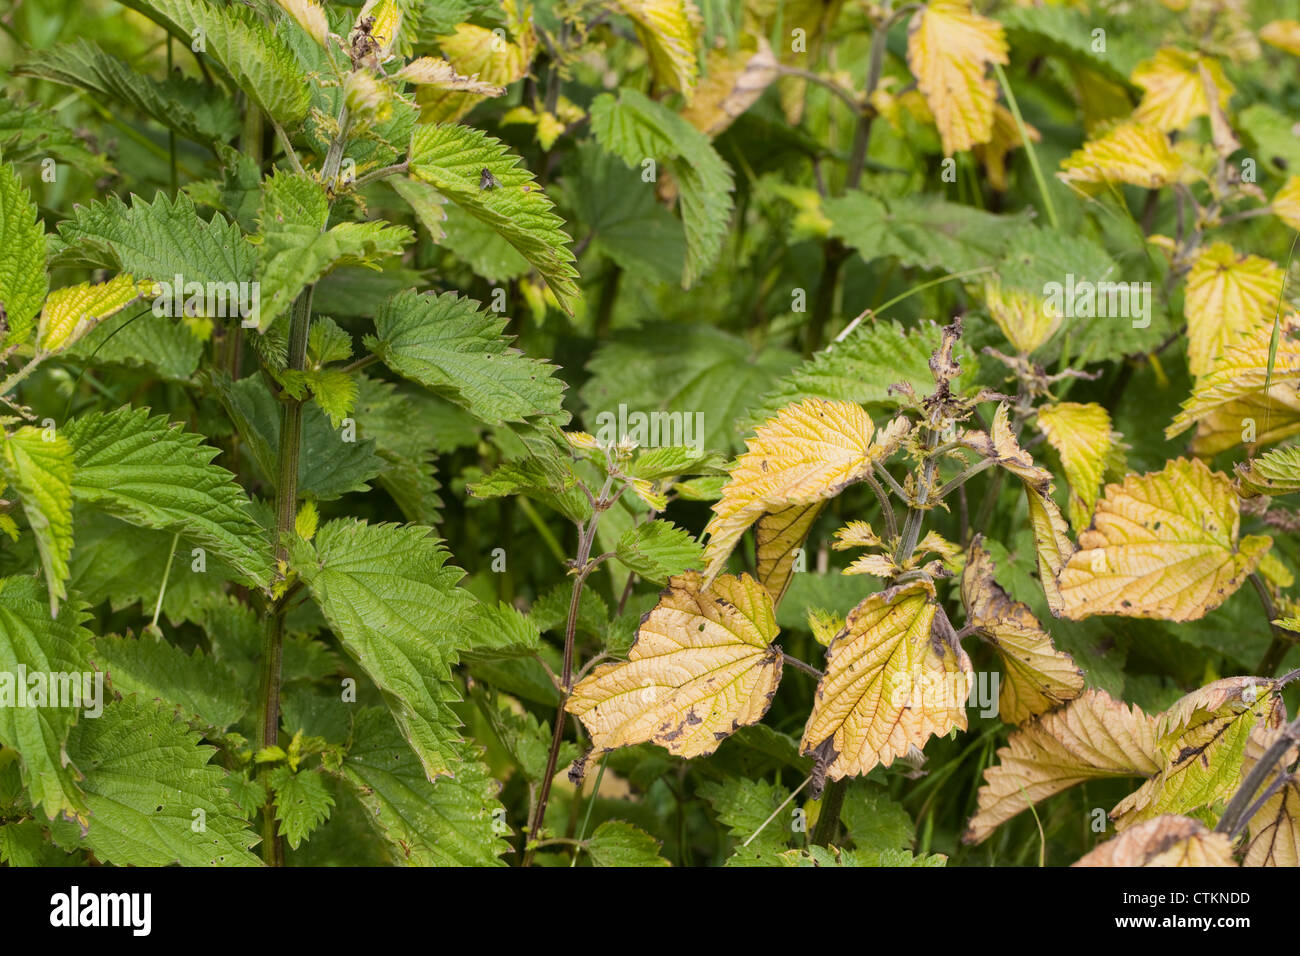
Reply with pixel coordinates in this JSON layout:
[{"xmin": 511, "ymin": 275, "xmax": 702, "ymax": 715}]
[
  {"xmin": 256, "ymin": 109, "xmax": 350, "ymax": 865},
  {"xmin": 524, "ymin": 474, "xmax": 618, "ymax": 865}
]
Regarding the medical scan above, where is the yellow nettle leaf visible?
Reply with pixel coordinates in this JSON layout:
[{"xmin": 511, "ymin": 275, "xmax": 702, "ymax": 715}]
[
  {"xmin": 1268, "ymin": 174, "xmax": 1300, "ymax": 232},
  {"xmin": 974, "ymin": 103, "xmax": 1039, "ymax": 193},
  {"xmin": 960, "ymin": 404, "xmax": 1076, "ymax": 614},
  {"xmin": 420, "ymin": 6, "xmax": 535, "ymax": 124},
  {"xmin": 831, "ymin": 520, "xmax": 881, "ymax": 551},
  {"xmin": 1069, "ymin": 63, "xmax": 1134, "ymax": 134},
  {"xmin": 680, "ymin": 37, "xmax": 778, "ymax": 137},
  {"xmin": 613, "ymin": 0, "xmax": 701, "ymax": 99},
  {"xmin": 1036, "ymin": 402, "xmax": 1114, "ymax": 531},
  {"xmin": 1057, "ymin": 458, "xmax": 1272, "ymax": 623},
  {"xmin": 964, "ymin": 689, "xmax": 1160, "ymax": 845},
  {"xmin": 842, "ymin": 553, "xmax": 898, "ymax": 579},
  {"xmin": 905, "ymin": 0, "xmax": 1008, "ymax": 155},
  {"xmin": 961, "ymin": 538, "xmax": 1084, "ymax": 724},
  {"xmin": 1167, "ymin": 318, "xmax": 1300, "ymax": 442},
  {"xmin": 1271, "ymin": 176, "xmax": 1300, "ymax": 232},
  {"xmin": 981, "ymin": 276, "xmax": 1059, "ymax": 354},
  {"xmin": 1072, "ymin": 815, "xmax": 1236, "ymax": 867},
  {"xmin": 801, "ymin": 580, "xmax": 971, "ymax": 785},
  {"xmin": 1111, "ymin": 677, "xmax": 1281, "ymax": 831},
  {"xmin": 357, "ymin": 0, "xmax": 402, "ymax": 60},
  {"xmin": 1182, "ymin": 242, "xmax": 1284, "ymax": 378},
  {"xmin": 566, "ymin": 571, "xmax": 782, "ymax": 758},
  {"xmin": 1130, "ymin": 47, "xmax": 1234, "ymax": 133},
  {"xmin": 1261, "ymin": 19, "xmax": 1300, "ymax": 56},
  {"xmin": 277, "ymin": 0, "xmax": 329, "ymax": 46},
  {"xmin": 395, "ymin": 57, "xmax": 507, "ymax": 96},
  {"xmin": 1058, "ymin": 122, "xmax": 1184, "ymax": 190},
  {"xmin": 1242, "ymin": 722, "xmax": 1300, "ymax": 866},
  {"xmin": 806, "ymin": 608, "xmax": 843, "ymax": 648},
  {"xmin": 295, "ymin": 500, "xmax": 319, "ymax": 541},
  {"xmin": 754, "ymin": 502, "xmax": 822, "ymax": 606},
  {"xmin": 701, "ymin": 399, "xmax": 909, "ymax": 581},
  {"xmin": 37, "ymin": 274, "xmax": 142, "ymax": 353},
  {"xmin": 1258, "ymin": 550, "xmax": 1295, "ymax": 590}
]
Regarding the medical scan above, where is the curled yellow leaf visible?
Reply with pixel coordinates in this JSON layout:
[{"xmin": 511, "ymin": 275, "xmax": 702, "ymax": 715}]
[
  {"xmin": 1058, "ymin": 122, "xmax": 1185, "ymax": 190},
  {"xmin": 37, "ymin": 274, "xmax": 143, "ymax": 354},
  {"xmin": 962, "ymin": 538, "xmax": 1083, "ymax": 724}
]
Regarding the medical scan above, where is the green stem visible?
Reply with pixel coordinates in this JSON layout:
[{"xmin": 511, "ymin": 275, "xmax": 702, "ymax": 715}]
[
  {"xmin": 992, "ymin": 61, "xmax": 1059, "ymax": 230},
  {"xmin": 811, "ymin": 778, "xmax": 848, "ymax": 846}
]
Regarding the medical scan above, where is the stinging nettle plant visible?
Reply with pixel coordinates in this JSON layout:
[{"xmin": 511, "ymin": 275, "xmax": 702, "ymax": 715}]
[{"xmin": 1, "ymin": 0, "xmax": 1300, "ymax": 870}]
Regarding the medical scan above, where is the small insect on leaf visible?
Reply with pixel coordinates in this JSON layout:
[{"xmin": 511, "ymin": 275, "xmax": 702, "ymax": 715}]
[{"xmin": 479, "ymin": 168, "xmax": 499, "ymax": 190}]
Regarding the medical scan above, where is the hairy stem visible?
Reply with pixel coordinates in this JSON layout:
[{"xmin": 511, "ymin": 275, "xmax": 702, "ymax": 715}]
[
  {"xmin": 811, "ymin": 778, "xmax": 848, "ymax": 846},
  {"xmin": 524, "ymin": 477, "xmax": 616, "ymax": 864}
]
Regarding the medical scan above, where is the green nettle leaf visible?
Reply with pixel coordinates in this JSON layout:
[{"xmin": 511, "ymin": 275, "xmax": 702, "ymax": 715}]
[
  {"xmin": 468, "ymin": 457, "xmax": 589, "ymax": 522},
  {"xmin": 65, "ymin": 696, "xmax": 261, "ymax": 866},
  {"xmin": 210, "ymin": 373, "xmax": 384, "ymax": 500},
  {"xmin": 407, "ymin": 123, "xmax": 580, "ymax": 313},
  {"xmin": 615, "ymin": 520, "xmax": 703, "ymax": 583},
  {"xmin": 290, "ymin": 520, "xmax": 478, "ymax": 781},
  {"xmin": 0, "ymin": 581, "xmax": 94, "ymax": 822},
  {"xmin": 116, "ymin": 0, "xmax": 310, "ymax": 127},
  {"xmin": 698, "ymin": 776, "xmax": 792, "ymax": 861},
  {"xmin": 63, "ymin": 408, "xmax": 272, "ymax": 590},
  {"xmin": 583, "ymin": 820, "xmax": 672, "ymax": 867},
  {"xmin": 1, "ymin": 428, "xmax": 75, "ymax": 616},
  {"xmin": 267, "ymin": 766, "xmax": 334, "ymax": 850},
  {"xmin": 0, "ymin": 91, "xmax": 112, "ymax": 175},
  {"xmin": 91, "ymin": 633, "xmax": 246, "ymax": 732},
  {"xmin": 0, "ymin": 157, "xmax": 47, "ymax": 346},
  {"xmin": 16, "ymin": 40, "xmax": 241, "ymax": 145},
  {"xmin": 825, "ymin": 193, "xmax": 1031, "ymax": 274},
  {"xmin": 255, "ymin": 171, "xmax": 412, "ymax": 329},
  {"xmin": 335, "ymin": 708, "xmax": 509, "ymax": 866},
  {"xmin": 589, "ymin": 87, "xmax": 735, "ymax": 286},
  {"xmin": 745, "ymin": 321, "xmax": 976, "ymax": 428},
  {"xmin": 53, "ymin": 191, "xmax": 255, "ymax": 288},
  {"xmin": 366, "ymin": 289, "xmax": 567, "ymax": 427},
  {"xmin": 580, "ymin": 324, "xmax": 799, "ymax": 455},
  {"xmin": 460, "ymin": 602, "xmax": 543, "ymax": 663}
]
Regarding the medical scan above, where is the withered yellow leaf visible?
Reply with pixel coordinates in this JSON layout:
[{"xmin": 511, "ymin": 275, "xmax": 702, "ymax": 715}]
[
  {"xmin": 276, "ymin": 0, "xmax": 329, "ymax": 46},
  {"xmin": 974, "ymin": 103, "xmax": 1040, "ymax": 193},
  {"xmin": 37, "ymin": 274, "xmax": 142, "ymax": 354},
  {"xmin": 961, "ymin": 404, "xmax": 1075, "ymax": 614},
  {"xmin": 420, "ymin": 6, "xmax": 534, "ymax": 123},
  {"xmin": 566, "ymin": 571, "xmax": 782, "ymax": 758},
  {"xmin": 801, "ymin": 581, "xmax": 971, "ymax": 785},
  {"xmin": 1073, "ymin": 815, "xmax": 1236, "ymax": 867},
  {"xmin": 981, "ymin": 275, "xmax": 1059, "ymax": 355},
  {"xmin": 1057, "ymin": 458, "xmax": 1271, "ymax": 623},
  {"xmin": 1241, "ymin": 722, "xmax": 1300, "ymax": 867},
  {"xmin": 1271, "ymin": 176, "xmax": 1300, "ymax": 232},
  {"xmin": 1261, "ymin": 19, "xmax": 1300, "ymax": 56},
  {"xmin": 395, "ymin": 57, "xmax": 507, "ymax": 96},
  {"xmin": 1131, "ymin": 48, "xmax": 1234, "ymax": 133},
  {"xmin": 702, "ymin": 400, "xmax": 908, "ymax": 581},
  {"xmin": 1168, "ymin": 318, "xmax": 1300, "ymax": 441},
  {"xmin": 613, "ymin": 0, "xmax": 701, "ymax": 99},
  {"xmin": 964, "ymin": 689, "xmax": 1159, "ymax": 844},
  {"xmin": 961, "ymin": 538, "xmax": 1083, "ymax": 724},
  {"xmin": 1112, "ymin": 678, "xmax": 1282, "ymax": 830},
  {"xmin": 1058, "ymin": 123, "xmax": 1184, "ymax": 190},
  {"xmin": 1182, "ymin": 242, "xmax": 1284, "ymax": 378},
  {"xmin": 681, "ymin": 38, "xmax": 778, "ymax": 137},
  {"xmin": 1107, "ymin": 681, "xmax": 1279, "ymax": 832},
  {"xmin": 754, "ymin": 502, "xmax": 822, "ymax": 606},
  {"xmin": 1035, "ymin": 402, "xmax": 1114, "ymax": 531},
  {"xmin": 905, "ymin": 0, "xmax": 1008, "ymax": 155}
]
